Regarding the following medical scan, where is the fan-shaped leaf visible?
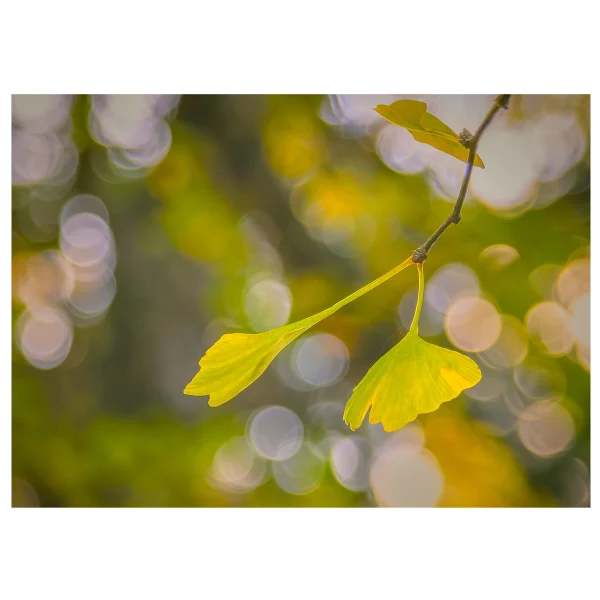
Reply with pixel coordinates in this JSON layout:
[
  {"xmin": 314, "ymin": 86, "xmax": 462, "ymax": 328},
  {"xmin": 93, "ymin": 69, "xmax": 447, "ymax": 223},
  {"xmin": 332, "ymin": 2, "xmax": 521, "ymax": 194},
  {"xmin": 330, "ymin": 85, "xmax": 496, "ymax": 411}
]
[
  {"xmin": 343, "ymin": 329, "xmax": 481, "ymax": 431},
  {"xmin": 343, "ymin": 263, "xmax": 481, "ymax": 432}
]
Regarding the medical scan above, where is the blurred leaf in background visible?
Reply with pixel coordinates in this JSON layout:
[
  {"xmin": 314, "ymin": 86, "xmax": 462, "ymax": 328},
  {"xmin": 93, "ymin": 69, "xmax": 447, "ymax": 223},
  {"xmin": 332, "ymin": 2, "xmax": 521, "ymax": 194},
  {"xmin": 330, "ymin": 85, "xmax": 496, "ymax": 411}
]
[{"xmin": 12, "ymin": 94, "xmax": 590, "ymax": 507}]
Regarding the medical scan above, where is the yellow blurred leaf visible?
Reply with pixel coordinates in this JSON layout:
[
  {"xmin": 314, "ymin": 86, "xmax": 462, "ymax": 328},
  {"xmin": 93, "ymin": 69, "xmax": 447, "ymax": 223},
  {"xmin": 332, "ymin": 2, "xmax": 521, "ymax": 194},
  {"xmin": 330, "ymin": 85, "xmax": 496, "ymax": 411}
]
[
  {"xmin": 343, "ymin": 263, "xmax": 481, "ymax": 432},
  {"xmin": 421, "ymin": 407, "xmax": 556, "ymax": 507},
  {"xmin": 374, "ymin": 100, "xmax": 485, "ymax": 168},
  {"xmin": 184, "ymin": 257, "xmax": 414, "ymax": 406},
  {"xmin": 263, "ymin": 107, "xmax": 325, "ymax": 180}
]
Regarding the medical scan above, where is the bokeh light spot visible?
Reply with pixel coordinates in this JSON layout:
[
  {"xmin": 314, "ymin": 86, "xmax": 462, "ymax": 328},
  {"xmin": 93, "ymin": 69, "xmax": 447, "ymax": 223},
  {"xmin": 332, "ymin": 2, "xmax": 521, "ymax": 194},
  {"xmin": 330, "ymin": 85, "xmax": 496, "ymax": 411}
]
[
  {"xmin": 480, "ymin": 314, "xmax": 529, "ymax": 369},
  {"xmin": 529, "ymin": 264, "xmax": 561, "ymax": 300},
  {"xmin": 526, "ymin": 301, "xmax": 574, "ymax": 356},
  {"xmin": 272, "ymin": 443, "xmax": 325, "ymax": 495},
  {"xmin": 569, "ymin": 293, "xmax": 590, "ymax": 347},
  {"xmin": 12, "ymin": 131, "xmax": 63, "ymax": 186},
  {"xmin": 479, "ymin": 244, "xmax": 520, "ymax": 270},
  {"xmin": 244, "ymin": 279, "xmax": 292, "ymax": 332},
  {"xmin": 12, "ymin": 94, "xmax": 72, "ymax": 132},
  {"xmin": 370, "ymin": 447, "xmax": 444, "ymax": 507},
  {"xmin": 517, "ymin": 401, "xmax": 575, "ymax": 458},
  {"xmin": 514, "ymin": 359, "xmax": 566, "ymax": 402},
  {"xmin": 17, "ymin": 250, "xmax": 75, "ymax": 307},
  {"xmin": 60, "ymin": 194, "xmax": 110, "ymax": 228},
  {"xmin": 68, "ymin": 269, "xmax": 117, "ymax": 318},
  {"xmin": 534, "ymin": 111, "xmax": 586, "ymax": 183},
  {"xmin": 292, "ymin": 333, "xmax": 349, "ymax": 388},
  {"xmin": 555, "ymin": 258, "xmax": 590, "ymax": 309},
  {"xmin": 445, "ymin": 297, "xmax": 501, "ymax": 352},
  {"xmin": 330, "ymin": 436, "xmax": 370, "ymax": 492},
  {"xmin": 425, "ymin": 263, "xmax": 480, "ymax": 314},
  {"xmin": 18, "ymin": 306, "xmax": 73, "ymax": 369},
  {"xmin": 211, "ymin": 437, "xmax": 267, "ymax": 493},
  {"xmin": 471, "ymin": 125, "xmax": 541, "ymax": 212},
  {"xmin": 464, "ymin": 372, "xmax": 506, "ymax": 402},
  {"xmin": 376, "ymin": 125, "xmax": 425, "ymax": 174},
  {"xmin": 558, "ymin": 458, "xmax": 590, "ymax": 507},
  {"xmin": 248, "ymin": 406, "xmax": 304, "ymax": 461},
  {"xmin": 60, "ymin": 212, "xmax": 114, "ymax": 267}
]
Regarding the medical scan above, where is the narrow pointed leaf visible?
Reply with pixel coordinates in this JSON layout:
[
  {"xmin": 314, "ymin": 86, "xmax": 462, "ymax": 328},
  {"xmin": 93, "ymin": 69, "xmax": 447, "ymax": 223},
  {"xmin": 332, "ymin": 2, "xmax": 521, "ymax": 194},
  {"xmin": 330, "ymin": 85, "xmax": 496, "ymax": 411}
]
[
  {"xmin": 184, "ymin": 256, "xmax": 414, "ymax": 406},
  {"xmin": 374, "ymin": 100, "xmax": 485, "ymax": 168}
]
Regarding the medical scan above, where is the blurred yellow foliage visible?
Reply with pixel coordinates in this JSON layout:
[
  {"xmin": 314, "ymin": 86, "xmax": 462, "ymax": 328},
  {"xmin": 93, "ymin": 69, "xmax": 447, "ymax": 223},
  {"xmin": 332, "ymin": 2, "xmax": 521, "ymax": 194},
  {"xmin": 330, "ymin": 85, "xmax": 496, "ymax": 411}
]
[
  {"xmin": 147, "ymin": 145, "xmax": 194, "ymax": 199},
  {"xmin": 263, "ymin": 106, "xmax": 325, "ymax": 180},
  {"xmin": 422, "ymin": 406, "xmax": 555, "ymax": 507}
]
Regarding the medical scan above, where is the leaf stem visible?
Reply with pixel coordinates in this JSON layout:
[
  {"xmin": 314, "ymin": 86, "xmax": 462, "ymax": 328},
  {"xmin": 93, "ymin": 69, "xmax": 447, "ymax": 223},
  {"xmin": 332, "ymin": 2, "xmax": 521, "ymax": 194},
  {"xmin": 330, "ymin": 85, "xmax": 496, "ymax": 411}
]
[
  {"xmin": 409, "ymin": 262, "xmax": 425, "ymax": 333},
  {"xmin": 412, "ymin": 94, "xmax": 511, "ymax": 263}
]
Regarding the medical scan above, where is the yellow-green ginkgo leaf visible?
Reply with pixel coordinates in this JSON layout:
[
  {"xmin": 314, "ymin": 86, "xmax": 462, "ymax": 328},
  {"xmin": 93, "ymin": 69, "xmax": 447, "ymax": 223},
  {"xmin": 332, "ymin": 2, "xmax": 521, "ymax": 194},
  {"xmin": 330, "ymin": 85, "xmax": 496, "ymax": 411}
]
[
  {"xmin": 184, "ymin": 256, "xmax": 414, "ymax": 406},
  {"xmin": 374, "ymin": 100, "xmax": 485, "ymax": 168},
  {"xmin": 343, "ymin": 263, "xmax": 482, "ymax": 432}
]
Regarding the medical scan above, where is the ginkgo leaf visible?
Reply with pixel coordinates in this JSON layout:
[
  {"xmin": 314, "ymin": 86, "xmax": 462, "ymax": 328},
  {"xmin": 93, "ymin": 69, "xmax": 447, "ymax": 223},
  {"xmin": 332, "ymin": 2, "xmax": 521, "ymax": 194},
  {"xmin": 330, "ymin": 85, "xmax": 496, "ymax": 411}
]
[
  {"xmin": 374, "ymin": 100, "xmax": 485, "ymax": 168},
  {"xmin": 184, "ymin": 256, "xmax": 414, "ymax": 406},
  {"xmin": 343, "ymin": 263, "xmax": 481, "ymax": 432}
]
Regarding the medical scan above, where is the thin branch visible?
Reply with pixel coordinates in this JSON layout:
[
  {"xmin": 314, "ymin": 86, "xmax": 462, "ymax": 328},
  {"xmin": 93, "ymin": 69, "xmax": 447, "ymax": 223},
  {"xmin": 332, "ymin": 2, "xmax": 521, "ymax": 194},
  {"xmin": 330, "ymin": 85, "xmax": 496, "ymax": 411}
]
[{"xmin": 412, "ymin": 94, "xmax": 511, "ymax": 263}]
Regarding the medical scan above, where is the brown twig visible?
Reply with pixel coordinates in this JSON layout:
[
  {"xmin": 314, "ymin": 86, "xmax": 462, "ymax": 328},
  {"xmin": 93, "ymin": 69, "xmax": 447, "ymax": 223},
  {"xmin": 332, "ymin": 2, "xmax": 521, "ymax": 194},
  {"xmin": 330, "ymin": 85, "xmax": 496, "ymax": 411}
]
[{"xmin": 412, "ymin": 94, "xmax": 511, "ymax": 263}]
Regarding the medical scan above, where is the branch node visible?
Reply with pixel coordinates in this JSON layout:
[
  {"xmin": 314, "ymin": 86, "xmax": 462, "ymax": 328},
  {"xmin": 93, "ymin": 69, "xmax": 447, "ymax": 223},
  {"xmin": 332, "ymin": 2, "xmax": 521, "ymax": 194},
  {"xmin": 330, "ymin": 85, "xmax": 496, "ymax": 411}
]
[
  {"xmin": 459, "ymin": 128, "xmax": 474, "ymax": 148},
  {"xmin": 496, "ymin": 94, "xmax": 511, "ymax": 110},
  {"xmin": 412, "ymin": 247, "xmax": 428, "ymax": 264}
]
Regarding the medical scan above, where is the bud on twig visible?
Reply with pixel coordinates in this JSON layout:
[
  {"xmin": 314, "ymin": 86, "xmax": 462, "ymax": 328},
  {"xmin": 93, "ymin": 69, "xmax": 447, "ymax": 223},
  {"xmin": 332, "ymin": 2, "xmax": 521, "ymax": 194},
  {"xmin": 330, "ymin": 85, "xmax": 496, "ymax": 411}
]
[{"xmin": 459, "ymin": 128, "xmax": 473, "ymax": 148}]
